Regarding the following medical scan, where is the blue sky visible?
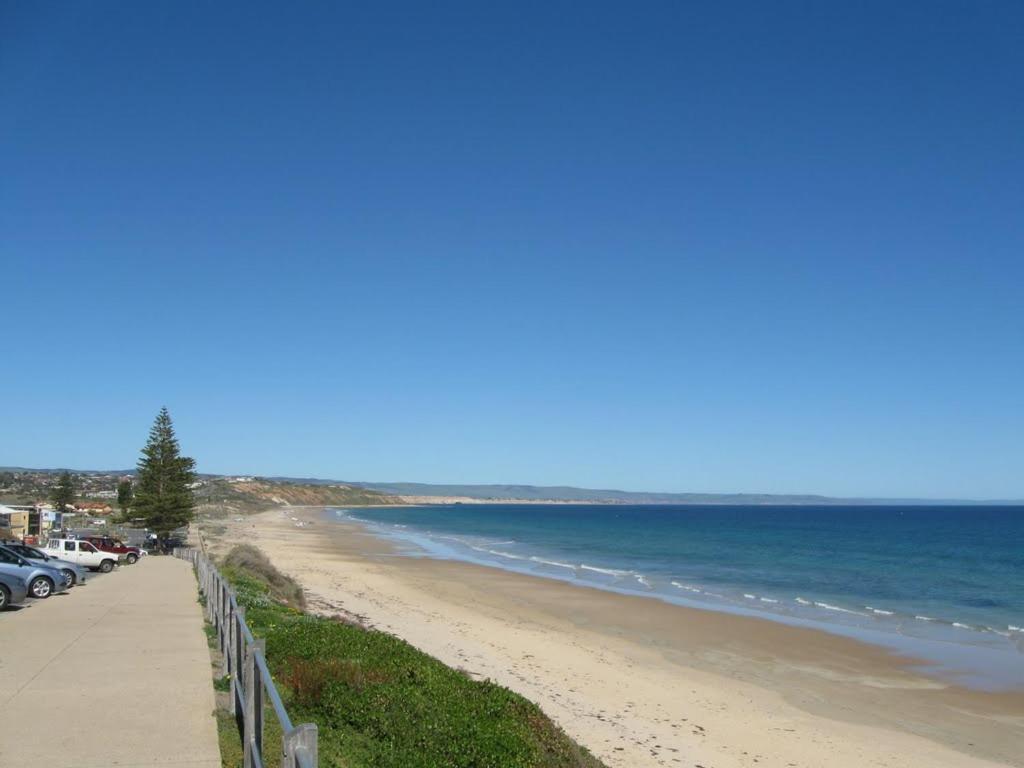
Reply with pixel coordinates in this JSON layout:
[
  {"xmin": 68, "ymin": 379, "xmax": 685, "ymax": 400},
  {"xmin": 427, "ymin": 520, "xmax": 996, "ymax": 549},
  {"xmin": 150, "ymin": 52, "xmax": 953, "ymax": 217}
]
[{"xmin": 2, "ymin": 2, "xmax": 1022, "ymax": 498}]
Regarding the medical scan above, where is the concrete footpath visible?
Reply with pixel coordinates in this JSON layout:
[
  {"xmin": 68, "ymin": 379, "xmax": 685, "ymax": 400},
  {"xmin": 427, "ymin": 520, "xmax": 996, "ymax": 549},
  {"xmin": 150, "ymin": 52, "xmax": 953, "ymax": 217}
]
[{"xmin": 0, "ymin": 556, "xmax": 220, "ymax": 768}]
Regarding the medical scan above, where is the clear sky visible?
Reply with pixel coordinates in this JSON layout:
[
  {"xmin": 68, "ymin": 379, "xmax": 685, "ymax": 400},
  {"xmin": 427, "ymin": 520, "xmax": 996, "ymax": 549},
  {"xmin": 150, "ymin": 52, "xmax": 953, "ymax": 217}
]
[{"xmin": 2, "ymin": 2, "xmax": 1022, "ymax": 499}]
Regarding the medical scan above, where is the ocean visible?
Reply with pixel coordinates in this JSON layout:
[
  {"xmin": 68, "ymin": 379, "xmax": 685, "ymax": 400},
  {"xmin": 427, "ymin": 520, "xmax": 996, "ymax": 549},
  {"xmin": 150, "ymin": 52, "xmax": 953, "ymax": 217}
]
[{"xmin": 330, "ymin": 504, "xmax": 1024, "ymax": 690}]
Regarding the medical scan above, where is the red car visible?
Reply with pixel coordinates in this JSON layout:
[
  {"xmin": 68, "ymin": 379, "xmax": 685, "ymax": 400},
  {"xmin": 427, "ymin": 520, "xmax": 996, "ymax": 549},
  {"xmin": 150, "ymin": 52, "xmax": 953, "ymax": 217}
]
[{"xmin": 83, "ymin": 536, "xmax": 143, "ymax": 565}]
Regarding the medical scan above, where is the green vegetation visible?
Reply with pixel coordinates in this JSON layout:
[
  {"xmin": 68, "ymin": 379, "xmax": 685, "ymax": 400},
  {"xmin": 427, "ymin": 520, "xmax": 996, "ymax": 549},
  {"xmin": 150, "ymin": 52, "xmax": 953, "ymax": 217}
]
[
  {"xmin": 222, "ymin": 544, "xmax": 305, "ymax": 609},
  {"xmin": 133, "ymin": 407, "xmax": 197, "ymax": 543},
  {"xmin": 219, "ymin": 546, "xmax": 606, "ymax": 768},
  {"xmin": 116, "ymin": 479, "xmax": 134, "ymax": 519},
  {"xmin": 50, "ymin": 471, "xmax": 76, "ymax": 511},
  {"xmin": 215, "ymin": 708, "xmax": 244, "ymax": 768}
]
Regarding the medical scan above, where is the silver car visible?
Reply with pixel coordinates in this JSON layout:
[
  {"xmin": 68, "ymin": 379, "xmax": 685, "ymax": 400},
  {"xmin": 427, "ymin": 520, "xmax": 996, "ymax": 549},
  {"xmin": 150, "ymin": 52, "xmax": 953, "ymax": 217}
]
[
  {"xmin": 0, "ymin": 570, "xmax": 29, "ymax": 609},
  {"xmin": 1, "ymin": 542, "xmax": 87, "ymax": 587},
  {"xmin": 0, "ymin": 545, "xmax": 70, "ymax": 599}
]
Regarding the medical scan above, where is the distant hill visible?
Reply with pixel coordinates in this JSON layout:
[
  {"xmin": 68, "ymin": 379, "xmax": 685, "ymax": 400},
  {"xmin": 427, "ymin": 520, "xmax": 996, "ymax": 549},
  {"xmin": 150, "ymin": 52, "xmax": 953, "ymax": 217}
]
[
  {"xmin": 342, "ymin": 481, "xmax": 1023, "ymax": 506},
  {"xmin": 3, "ymin": 468, "xmax": 1019, "ymax": 506},
  {"xmin": 197, "ymin": 478, "xmax": 401, "ymax": 513}
]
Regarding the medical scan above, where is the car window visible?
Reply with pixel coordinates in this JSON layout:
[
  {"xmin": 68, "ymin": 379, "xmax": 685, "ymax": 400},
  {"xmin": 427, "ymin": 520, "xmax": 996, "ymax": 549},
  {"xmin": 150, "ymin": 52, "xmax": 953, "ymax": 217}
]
[
  {"xmin": 0, "ymin": 548, "xmax": 19, "ymax": 564},
  {"xmin": 80, "ymin": 542, "xmax": 97, "ymax": 552},
  {"xmin": 65, "ymin": 541, "xmax": 76, "ymax": 551}
]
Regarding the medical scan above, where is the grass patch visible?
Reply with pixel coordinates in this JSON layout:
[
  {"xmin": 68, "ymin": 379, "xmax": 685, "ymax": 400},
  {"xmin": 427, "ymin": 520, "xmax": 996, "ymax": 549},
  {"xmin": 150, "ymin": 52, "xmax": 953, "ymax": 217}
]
[
  {"xmin": 215, "ymin": 708, "xmax": 243, "ymax": 768},
  {"xmin": 220, "ymin": 546, "xmax": 606, "ymax": 768}
]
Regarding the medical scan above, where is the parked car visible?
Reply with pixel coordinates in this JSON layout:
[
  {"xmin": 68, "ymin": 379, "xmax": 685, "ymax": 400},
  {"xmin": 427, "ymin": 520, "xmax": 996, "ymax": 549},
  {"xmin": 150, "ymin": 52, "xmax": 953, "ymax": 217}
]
[
  {"xmin": 0, "ymin": 544, "xmax": 70, "ymax": 599},
  {"xmin": 82, "ymin": 536, "xmax": 144, "ymax": 564},
  {"xmin": 0, "ymin": 570, "xmax": 29, "ymax": 610},
  {"xmin": 43, "ymin": 538, "xmax": 124, "ymax": 573},
  {"xmin": 1, "ymin": 541, "xmax": 88, "ymax": 587}
]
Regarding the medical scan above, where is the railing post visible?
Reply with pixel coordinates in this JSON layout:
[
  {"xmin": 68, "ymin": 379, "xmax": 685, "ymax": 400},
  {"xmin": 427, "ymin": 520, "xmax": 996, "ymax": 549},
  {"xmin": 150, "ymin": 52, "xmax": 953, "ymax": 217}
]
[
  {"xmin": 219, "ymin": 578, "xmax": 227, "ymax": 656},
  {"xmin": 205, "ymin": 563, "xmax": 213, "ymax": 623},
  {"xmin": 243, "ymin": 639, "xmax": 266, "ymax": 768},
  {"xmin": 283, "ymin": 723, "xmax": 318, "ymax": 768},
  {"xmin": 234, "ymin": 606, "xmax": 246, "ymax": 716},
  {"xmin": 225, "ymin": 597, "xmax": 234, "ymax": 681}
]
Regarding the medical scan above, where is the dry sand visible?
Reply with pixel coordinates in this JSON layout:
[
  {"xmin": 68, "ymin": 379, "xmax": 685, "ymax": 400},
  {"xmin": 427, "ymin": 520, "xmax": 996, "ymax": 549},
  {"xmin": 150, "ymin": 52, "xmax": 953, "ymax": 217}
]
[{"xmin": 203, "ymin": 508, "xmax": 1024, "ymax": 768}]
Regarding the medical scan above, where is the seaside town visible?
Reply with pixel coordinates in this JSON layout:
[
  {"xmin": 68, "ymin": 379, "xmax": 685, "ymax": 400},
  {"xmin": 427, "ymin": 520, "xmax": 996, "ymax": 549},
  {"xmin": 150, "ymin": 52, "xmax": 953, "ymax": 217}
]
[{"xmin": 1, "ymin": 470, "xmax": 122, "ymax": 539}]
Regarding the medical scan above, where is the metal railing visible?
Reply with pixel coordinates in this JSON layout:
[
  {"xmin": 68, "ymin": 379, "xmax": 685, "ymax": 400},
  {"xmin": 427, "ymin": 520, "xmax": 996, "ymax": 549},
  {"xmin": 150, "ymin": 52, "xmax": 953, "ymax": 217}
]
[{"xmin": 175, "ymin": 547, "xmax": 318, "ymax": 768}]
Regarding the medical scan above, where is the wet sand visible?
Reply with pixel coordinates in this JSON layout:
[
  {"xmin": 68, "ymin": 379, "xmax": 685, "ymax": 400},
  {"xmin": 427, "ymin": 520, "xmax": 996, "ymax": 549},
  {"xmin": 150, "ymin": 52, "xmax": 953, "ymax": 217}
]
[{"xmin": 203, "ymin": 509, "xmax": 1024, "ymax": 768}]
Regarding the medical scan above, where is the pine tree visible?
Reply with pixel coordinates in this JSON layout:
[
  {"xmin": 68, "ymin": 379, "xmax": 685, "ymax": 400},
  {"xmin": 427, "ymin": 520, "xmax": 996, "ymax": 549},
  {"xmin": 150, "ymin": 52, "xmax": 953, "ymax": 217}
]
[
  {"xmin": 133, "ymin": 407, "xmax": 196, "ymax": 547},
  {"xmin": 50, "ymin": 471, "xmax": 76, "ymax": 511}
]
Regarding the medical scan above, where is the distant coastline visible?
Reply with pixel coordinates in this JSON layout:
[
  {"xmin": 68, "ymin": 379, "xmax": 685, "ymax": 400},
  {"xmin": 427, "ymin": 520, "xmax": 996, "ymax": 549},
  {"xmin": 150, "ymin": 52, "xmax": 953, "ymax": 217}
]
[{"xmin": 4, "ymin": 467, "xmax": 1022, "ymax": 506}]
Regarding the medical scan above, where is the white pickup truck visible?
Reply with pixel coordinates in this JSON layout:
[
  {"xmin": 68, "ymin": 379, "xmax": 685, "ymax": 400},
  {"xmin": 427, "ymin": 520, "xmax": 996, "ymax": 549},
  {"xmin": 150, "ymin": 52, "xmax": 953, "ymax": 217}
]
[{"xmin": 44, "ymin": 538, "xmax": 124, "ymax": 573}]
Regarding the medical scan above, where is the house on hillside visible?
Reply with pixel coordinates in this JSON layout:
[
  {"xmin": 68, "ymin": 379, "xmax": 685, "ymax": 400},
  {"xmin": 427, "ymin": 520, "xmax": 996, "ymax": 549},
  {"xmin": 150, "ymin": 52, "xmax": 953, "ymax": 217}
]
[{"xmin": 73, "ymin": 501, "xmax": 114, "ymax": 515}]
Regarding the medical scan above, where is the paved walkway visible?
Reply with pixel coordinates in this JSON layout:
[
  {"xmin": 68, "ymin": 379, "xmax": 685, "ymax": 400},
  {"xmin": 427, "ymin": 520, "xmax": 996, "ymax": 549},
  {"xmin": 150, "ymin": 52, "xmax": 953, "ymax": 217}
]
[{"xmin": 0, "ymin": 556, "xmax": 220, "ymax": 768}]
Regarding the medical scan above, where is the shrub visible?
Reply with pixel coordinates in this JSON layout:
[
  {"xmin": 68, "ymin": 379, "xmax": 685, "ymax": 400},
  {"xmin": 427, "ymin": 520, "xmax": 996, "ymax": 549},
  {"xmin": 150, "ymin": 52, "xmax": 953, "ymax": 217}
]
[{"xmin": 221, "ymin": 544, "xmax": 305, "ymax": 609}]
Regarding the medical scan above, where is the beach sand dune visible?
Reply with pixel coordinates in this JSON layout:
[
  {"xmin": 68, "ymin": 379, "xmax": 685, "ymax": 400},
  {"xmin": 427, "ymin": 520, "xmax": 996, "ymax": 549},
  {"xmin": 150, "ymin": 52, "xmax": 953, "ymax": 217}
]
[{"xmin": 204, "ymin": 509, "xmax": 1024, "ymax": 768}]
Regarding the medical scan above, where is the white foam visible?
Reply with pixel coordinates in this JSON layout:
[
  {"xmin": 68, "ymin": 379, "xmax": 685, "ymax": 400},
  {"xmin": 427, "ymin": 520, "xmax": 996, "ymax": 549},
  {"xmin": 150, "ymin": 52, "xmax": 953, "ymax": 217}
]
[
  {"xmin": 952, "ymin": 622, "xmax": 973, "ymax": 630},
  {"xmin": 743, "ymin": 593, "xmax": 757, "ymax": 600},
  {"xmin": 866, "ymin": 607, "xmax": 895, "ymax": 616},
  {"xmin": 671, "ymin": 581, "xmax": 702, "ymax": 593},
  {"xmin": 529, "ymin": 556, "xmax": 576, "ymax": 571},
  {"xmin": 580, "ymin": 564, "xmax": 632, "ymax": 577},
  {"xmin": 794, "ymin": 597, "xmax": 811, "ymax": 605},
  {"xmin": 634, "ymin": 575, "xmax": 652, "ymax": 589},
  {"xmin": 915, "ymin": 615, "xmax": 937, "ymax": 622},
  {"xmin": 759, "ymin": 597, "xmax": 779, "ymax": 604},
  {"xmin": 1009, "ymin": 625, "xmax": 1023, "ymax": 633},
  {"xmin": 814, "ymin": 601, "xmax": 866, "ymax": 616},
  {"xmin": 488, "ymin": 549, "xmax": 527, "ymax": 561}
]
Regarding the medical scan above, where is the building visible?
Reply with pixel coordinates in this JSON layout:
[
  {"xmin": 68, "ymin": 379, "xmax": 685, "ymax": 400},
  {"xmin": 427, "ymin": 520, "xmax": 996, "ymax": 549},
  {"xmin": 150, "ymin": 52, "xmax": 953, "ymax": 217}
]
[
  {"xmin": 0, "ymin": 504, "xmax": 63, "ymax": 541},
  {"xmin": 0, "ymin": 505, "xmax": 29, "ymax": 539}
]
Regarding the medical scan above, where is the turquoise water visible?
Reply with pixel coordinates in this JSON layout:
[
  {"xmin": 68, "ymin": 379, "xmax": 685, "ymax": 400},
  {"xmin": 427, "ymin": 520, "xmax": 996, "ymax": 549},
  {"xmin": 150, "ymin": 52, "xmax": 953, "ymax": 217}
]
[{"xmin": 331, "ymin": 504, "xmax": 1024, "ymax": 690}]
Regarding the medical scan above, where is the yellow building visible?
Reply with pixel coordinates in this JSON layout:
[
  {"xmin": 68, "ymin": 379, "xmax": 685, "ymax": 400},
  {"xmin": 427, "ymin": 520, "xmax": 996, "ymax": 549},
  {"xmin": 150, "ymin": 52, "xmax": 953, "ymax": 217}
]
[{"xmin": 0, "ymin": 505, "xmax": 29, "ymax": 540}]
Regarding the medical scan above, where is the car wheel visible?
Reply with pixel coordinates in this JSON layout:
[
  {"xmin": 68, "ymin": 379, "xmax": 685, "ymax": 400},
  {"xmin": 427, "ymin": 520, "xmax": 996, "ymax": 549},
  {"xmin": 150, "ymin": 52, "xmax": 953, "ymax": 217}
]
[
  {"xmin": 99, "ymin": 559, "xmax": 114, "ymax": 573},
  {"xmin": 29, "ymin": 576, "xmax": 54, "ymax": 599},
  {"xmin": 126, "ymin": 553, "xmax": 138, "ymax": 565},
  {"xmin": 0, "ymin": 584, "xmax": 9, "ymax": 610},
  {"xmin": 61, "ymin": 569, "xmax": 76, "ymax": 586}
]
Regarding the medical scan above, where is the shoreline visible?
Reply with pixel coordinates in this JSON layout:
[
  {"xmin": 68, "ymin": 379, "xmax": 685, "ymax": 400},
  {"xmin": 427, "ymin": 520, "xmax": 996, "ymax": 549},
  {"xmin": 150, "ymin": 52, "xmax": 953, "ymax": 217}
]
[
  {"xmin": 203, "ymin": 508, "xmax": 1024, "ymax": 768},
  {"xmin": 338, "ymin": 507, "xmax": 1024, "ymax": 692}
]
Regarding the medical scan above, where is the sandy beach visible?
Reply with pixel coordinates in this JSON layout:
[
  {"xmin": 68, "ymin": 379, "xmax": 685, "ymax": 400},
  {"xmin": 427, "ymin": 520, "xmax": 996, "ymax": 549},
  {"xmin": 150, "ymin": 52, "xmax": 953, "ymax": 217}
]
[{"xmin": 203, "ymin": 509, "xmax": 1024, "ymax": 768}]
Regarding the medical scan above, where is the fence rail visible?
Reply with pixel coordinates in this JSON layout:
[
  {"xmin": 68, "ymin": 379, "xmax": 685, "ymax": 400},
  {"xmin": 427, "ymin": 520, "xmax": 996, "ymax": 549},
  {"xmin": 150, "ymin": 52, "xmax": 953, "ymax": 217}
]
[{"xmin": 174, "ymin": 547, "xmax": 318, "ymax": 768}]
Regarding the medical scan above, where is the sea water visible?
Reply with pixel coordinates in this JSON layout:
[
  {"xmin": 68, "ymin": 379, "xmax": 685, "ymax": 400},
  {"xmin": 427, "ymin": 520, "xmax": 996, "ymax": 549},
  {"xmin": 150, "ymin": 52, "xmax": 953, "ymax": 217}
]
[{"xmin": 328, "ymin": 504, "xmax": 1024, "ymax": 690}]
